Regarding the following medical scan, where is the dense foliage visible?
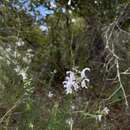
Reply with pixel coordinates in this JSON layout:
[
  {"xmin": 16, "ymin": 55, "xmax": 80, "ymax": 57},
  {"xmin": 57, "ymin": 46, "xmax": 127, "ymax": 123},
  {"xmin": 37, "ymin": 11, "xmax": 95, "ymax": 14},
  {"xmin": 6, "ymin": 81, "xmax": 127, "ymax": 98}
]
[{"xmin": 0, "ymin": 0, "xmax": 130, "ymax": 130}]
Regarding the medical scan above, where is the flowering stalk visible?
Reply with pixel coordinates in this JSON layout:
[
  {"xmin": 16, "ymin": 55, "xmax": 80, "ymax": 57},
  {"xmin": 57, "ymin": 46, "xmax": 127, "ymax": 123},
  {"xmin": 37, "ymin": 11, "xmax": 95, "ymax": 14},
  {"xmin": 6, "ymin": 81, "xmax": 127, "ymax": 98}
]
[{"xmin": 63, "ymin": 67, "xmax": 90, "ymax": 94}]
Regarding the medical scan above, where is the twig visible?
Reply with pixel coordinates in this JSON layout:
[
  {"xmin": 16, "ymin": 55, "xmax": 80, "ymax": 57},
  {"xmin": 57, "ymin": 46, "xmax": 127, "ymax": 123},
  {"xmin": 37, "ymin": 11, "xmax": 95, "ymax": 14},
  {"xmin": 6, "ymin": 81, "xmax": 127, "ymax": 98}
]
[
  {"xmin": 0, "ymin": 96, "xmax": 23, "ymax": 124},
  {"xmin": 115, "ymin": 59, "xmax": 129, "ymax": 107}
]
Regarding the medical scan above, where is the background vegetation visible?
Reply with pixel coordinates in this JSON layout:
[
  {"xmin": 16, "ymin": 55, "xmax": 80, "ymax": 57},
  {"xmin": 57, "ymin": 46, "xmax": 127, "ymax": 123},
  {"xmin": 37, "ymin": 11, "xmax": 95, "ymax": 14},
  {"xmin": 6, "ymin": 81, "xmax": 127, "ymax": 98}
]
[{"xmin": 0, "ymin": 0, "xmax": 130, "ymax": 129}]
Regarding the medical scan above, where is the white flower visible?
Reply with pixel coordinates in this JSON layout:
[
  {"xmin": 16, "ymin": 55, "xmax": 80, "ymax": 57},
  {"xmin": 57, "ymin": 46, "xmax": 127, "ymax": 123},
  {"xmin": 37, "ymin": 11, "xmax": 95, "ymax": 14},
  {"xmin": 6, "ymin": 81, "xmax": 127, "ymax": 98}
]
[
  {"xmin": 19, "ymin": 69, "xmax": 27, "ymax": 80},
  {"xmin": 39, "ymin": 25, "xmax": 48, "ymax": 31},
  {"xmin": 102, "ymin": 107, "xmax": 110, "ymax": 115},
  {"xmin": 72, "ymin": 18, "xmax": 76, "ymax": 23},
  {"xmin": 64, "ymin": 85, "xmax": 73, "ymax": 94},
  {"xmin": 66, "ymin": 118, "xmax": 73, "ymax": 125},
  {"xmin": 50, "ymin": 1, "xmax": 56, "ymax": 9},
  {"xmin": 81, "ymin": 67, "xmax": 90, "ymax": 79},
  {"xmin": 63, "ymin": 71, "xmax": 79, "ymax": 94},
  {"xmin": 14, "ymin": 65, "xmax": 27, "ymax": 80},
  {"xmin": 29, "ymin": 122, "xmax": 34, "ymax": 129},
  {"xmin": 71, "ymin": 105, "xmax": 75, "ymax": 110},
  {"xmin": 6, "ymin": 47, "xmax": 11, "ymax": 53},
  {"xmin": 27, "ymin": 49, "xmax": 33, "ymax": 53},
  {"xmin": 16, "ymin": 40, "xmax": 24, "ymax": 46},
  {"xmin": 14, "ymin": 65, "xmax": 20, "ymax": 73},
  {"xmin": 68, "ymin": 0, "xmax": 71, "ymax": 5},
  {"xmin": 94, "ymin": 1, "xmax": 98, "ymax": 4},
  {"xmin": 81, "ymin": 79, "xmax": 89, "ymax": 88},
  {"xmin": 53, "ymin": 69, "xmax": 57, "ymax": 73},
  {"xmin": 48, "ymin": 91, "xmax": 54, "ymax": 98},
  {"xmin": 63, "ymin": 67, "xmax": 90, "ymax": 94},
  {"xmin": 68, "ymin": 10, "xmax": 72, "ymax": 14},
  {"xmin": 96, "ymin": 115, "xmax": 102, "ymax": 122}
]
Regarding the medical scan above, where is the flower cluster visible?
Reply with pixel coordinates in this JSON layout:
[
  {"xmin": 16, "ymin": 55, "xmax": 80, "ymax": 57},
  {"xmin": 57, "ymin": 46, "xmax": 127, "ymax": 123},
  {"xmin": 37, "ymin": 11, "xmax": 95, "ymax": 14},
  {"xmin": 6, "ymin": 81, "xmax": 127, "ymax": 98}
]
[{"xmin": 63, "ymin": 67, "xmax": 90, "ymax": 94}]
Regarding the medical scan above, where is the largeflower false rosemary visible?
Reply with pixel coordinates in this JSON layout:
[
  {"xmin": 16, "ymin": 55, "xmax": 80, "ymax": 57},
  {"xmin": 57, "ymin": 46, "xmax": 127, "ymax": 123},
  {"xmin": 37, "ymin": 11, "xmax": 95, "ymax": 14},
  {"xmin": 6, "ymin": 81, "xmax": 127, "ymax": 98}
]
[
  {"xmin": 63, "ymin": 71, "xmax": 79, "ymax": 94},
  {"xmin": 63, "ymin": 67, "xmax": 90, "ymax": 94}
]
